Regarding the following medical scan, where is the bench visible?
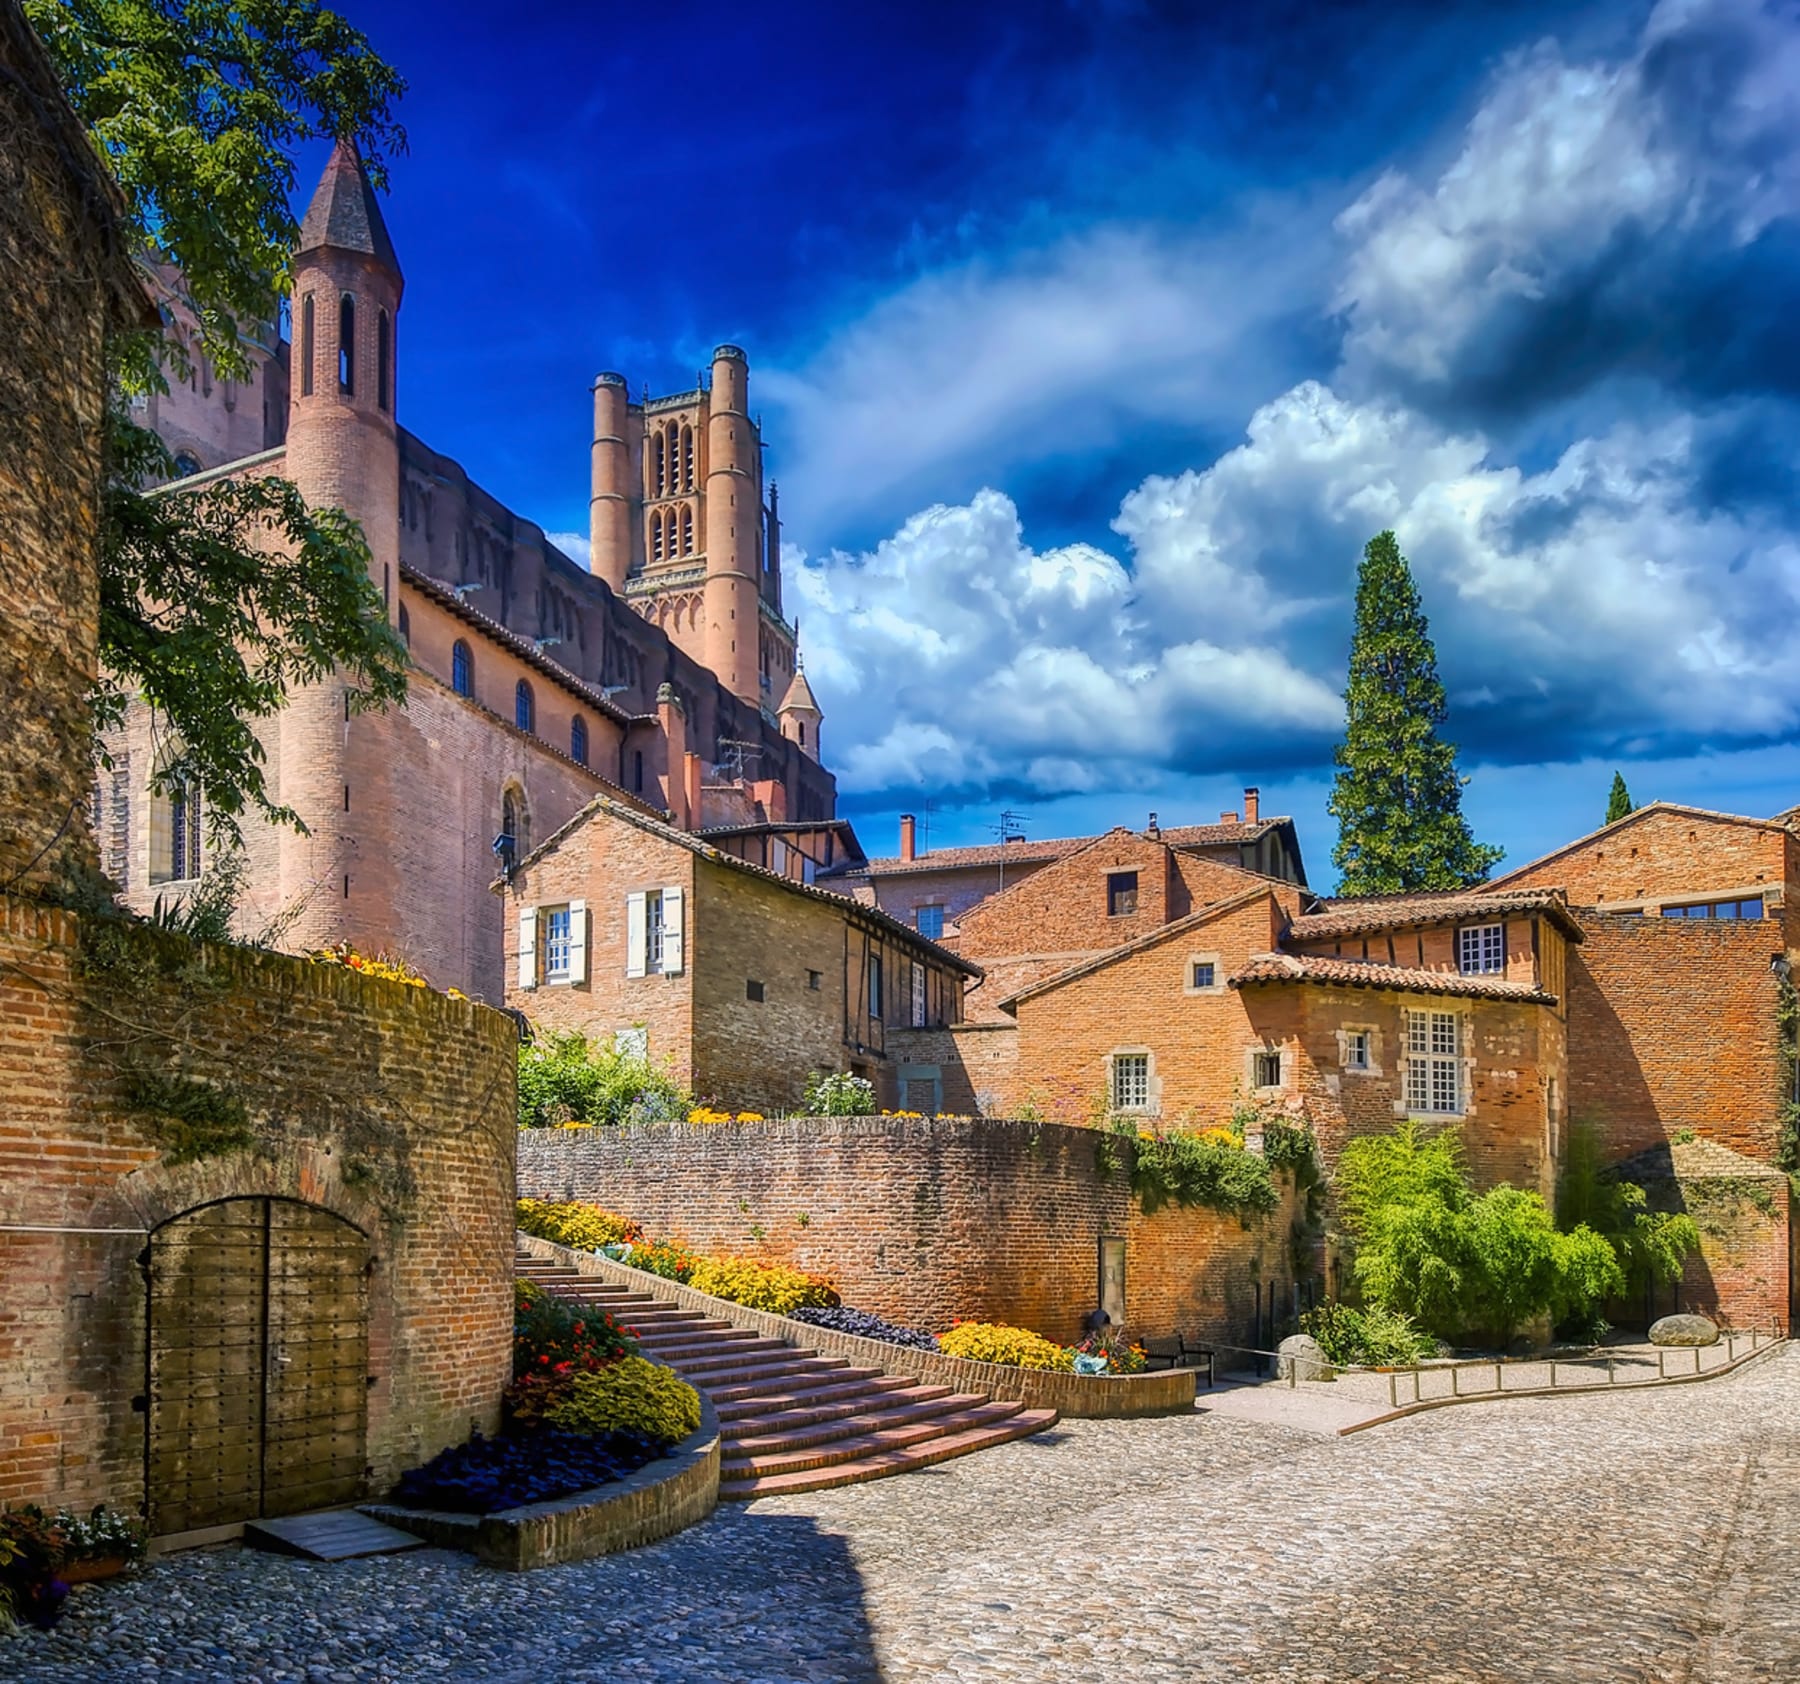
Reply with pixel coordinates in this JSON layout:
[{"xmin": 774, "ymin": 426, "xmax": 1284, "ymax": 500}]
[{"xmin": 1142, "ymin": 1335, "xmax": 1215, "ymax": 1390}]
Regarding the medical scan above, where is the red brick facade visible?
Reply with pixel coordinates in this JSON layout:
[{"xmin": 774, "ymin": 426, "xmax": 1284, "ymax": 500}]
[{"xmin": 518, "ymin": 1116, "xmax": 1305, "ymax": 1348}]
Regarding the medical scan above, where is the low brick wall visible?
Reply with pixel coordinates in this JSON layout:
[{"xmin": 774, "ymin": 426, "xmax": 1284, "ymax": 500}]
[
  {"xmin": 518, "ymin": 1114, "xmax": 1303, "ymax": 1349},
  {"xmin": 516, "ymin": 1234, "xmax": 1197, "ymax": 1418},
  {"xmin": 366, "ymin": 1393, "xmax": 720, "ymax": 1570}
]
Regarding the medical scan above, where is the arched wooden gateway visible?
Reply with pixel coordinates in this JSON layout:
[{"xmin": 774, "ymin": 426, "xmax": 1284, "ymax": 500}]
[{"xmin": 145, "ymin": 1199, "xmax": 371, "ymax": 1536}]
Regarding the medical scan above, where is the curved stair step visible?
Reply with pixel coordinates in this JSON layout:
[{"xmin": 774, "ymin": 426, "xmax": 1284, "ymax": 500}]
[
  {"xmin": 660, "ymin": 1339, "xmax": 804, "ymax": 1374},
  {"xmin": 722, "ymin": 1383, "xmax": 959, "ymax": 1438},
  {"xmin": 719, "ymin": 1408, "xmax": 1060, "ymax": 1499},
  {"xmin": 703, "ymin": 1363, "xmax": 879, "ymax": 1403},
  {"xmin": 711, "ymin": 1374, "xmax": 919, "ymax": 1420},
  {"xmin": 633, "ymin": 1330, "xmax": 778, "ymax": 1359},
  {"xmin": 722, "ymin": 1402, "xmax": 1023, "ymax": 1479},
  {"xmin": 727, "ymin": 1391, "xmax": 992, "ymax": 1456}
]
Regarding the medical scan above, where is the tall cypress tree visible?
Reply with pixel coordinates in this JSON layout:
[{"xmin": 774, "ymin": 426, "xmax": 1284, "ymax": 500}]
[
  {"xmin": 1328, "ymin": 531, "xmax": 1503, "ymax": 895},
  {"xmin": 1605, "ymin": 771, "xmax": 1635, "ymax": 825}
]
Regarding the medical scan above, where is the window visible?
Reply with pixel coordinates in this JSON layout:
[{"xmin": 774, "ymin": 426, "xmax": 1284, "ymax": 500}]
[
  {"xmin": 911, "ymin": 962, "xmax": 927, "ymax": 1028},
  {"xmin": 746, "ymin": 979, "xmax": 764, "ymax": 1002},
  {"xmin": 681, "ymin": 426, "xmax": 694, "ymax": 491},
  {"xmin": 1252, "ymin": 1049, "xmax": 1283, "ymax": 1090},
  {"xmin": 377, "ymin": 308, "xmax": 391, "ymax": 411},
  {"xmin": 515, "ymin": 679, "xmax": 534, "ymax": 733},
  {"xmin": 1112, "ymin": 1053, "xmax": 1150, "ymax": 1112},
  {"xmin": 680, "ymin": 505, "xmax": 694, "ymax": 555},
  {"xmin": 1661, "ymin": 897, "xmax": 1765, "ymax": 920},
  {"xmin": 149, "ymin": 769, "xmax": 202, "ymax": 885},
  {"xmin": 652, "ymin": 433, "xmax": 666, "ymax": 496},
  {"xmin": 543, "ymin": 906, "xmax": 572, "ymax": 981},
  {"xmin": 570, "ymin": 715, "xmax": 589, "ymax": 766},
  {"xmin": 868, "ymin": 954, "xmax": 884, "ymax": 1020},
  {"xmin": 1405, "ymin": 1010, "xmax": 1464, "ymax": 1115},
  {"xmin": 172, "ymin": 452, "xmax": 201, "ymax": 479},
  {"xmin": 300, "ymin": 294, "xmax": 314, "ymax": 396},
  {"xmin": 1458, "ymin": 924, "xmax": 1504, "ymax": 975},
  {"xmin": 338, "ymin": 294, "xmax": 355, "ymax": 394},
  {"xmin": 614, "ymin": 1025, "xmax": 649, "ymax": 1060},
  {"xmin": 916, "ymin": 905, "xmax": 945, "ymax": 940},
  {"xmin": 1344, "ymin": 1030, "xmax": 1372, "ymax": 1072},
  {"xmin": 398, "ymin": 604, "xmax": 410, "ymax": 646},
  {"xmin": 452, "ymin": 640, "xmax": 473, "ymax": 697},
  {"xmin": 807, "ymin": 969, "xmax": 823, "ymax": 992},
  {"xmin": 1107, "ymin": 871, "xmax": 1139, "ymax": 916},
  {"xmin": 626, "ymin": 886, "xmax": 684, "ymax": 977},
  {"xmin": 1191, "ymin": 961, "xmax": 1215, "ymax": 990},
  {"xmin": 651, "ymin": 509, "xmax": 665, "ymax": 563}
]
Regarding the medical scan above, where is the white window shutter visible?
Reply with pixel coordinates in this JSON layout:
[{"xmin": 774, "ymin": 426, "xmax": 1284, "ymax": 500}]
[
  {"xmin": 518, "ymin": 905, "xmax": 538, "ymax": 991},
  {"xmin": 626, "ymin": 891, "xmax": 647, "ymax": 978},
  {"xmin": 662, "ymin": 884, "xmax": 685, "ymax": 974},
  {"xmin": 568, "ymin": 899, "xmax": 588, "ymax": 984}
]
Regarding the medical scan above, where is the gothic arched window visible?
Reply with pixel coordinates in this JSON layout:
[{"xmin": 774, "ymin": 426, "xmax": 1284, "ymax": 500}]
[
  {"xmin": 398, "ymin": 604, "xmax": 410, "ymax": 646},
  {"xmin": 452, "ymin": 639, "xmax": 473, "ymax": 697},
  {"xmin": 652, "ymin": 433, "xmax": 665, "ymax": 496},
  {"xmin": 377, "ymin": 308, "xmax": 391, "ymax": 411},
  {"xmin": 300, "ymin": 294, "xmax": 315, "ymax": 397},
  {"xmin": 651, "ymin": 510, "xmax": 665, "ymax": 564},
  {"xmin": 338, "ymin": 294, "xmax": 356, "ymax": 394},
  {"xmin": 515, "ymin": 678, "xmax": 534, "ymax": 733},
  {"xmin": 680, "ymin": 505, "xmax": 693, "ymax": 555},
  {"xmin": 570, "ymin": 715, "xmax": 588, "ymax": 767},
  {"xmin": 681, "ymin": 426, "xmax": 694, "ymax": 491},
  {"xmin": 149, "ymin": 754, "xmax": 202, "ymax": 885}
]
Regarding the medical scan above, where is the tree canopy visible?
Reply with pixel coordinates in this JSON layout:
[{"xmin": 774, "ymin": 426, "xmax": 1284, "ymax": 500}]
[
  {"xmin": 1327, "ymin": 531, "xmax": 1503, "ymax": 895},
  {"xmin": 1605, "ymin": 771, "xmax": 1635, "ymax": 826},
  {"xmin": 30, "ymin": 0, "xmax": 411, "ymax": 843}
]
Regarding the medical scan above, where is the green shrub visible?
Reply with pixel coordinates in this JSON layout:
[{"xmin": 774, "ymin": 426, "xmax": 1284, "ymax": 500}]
[
  {"xmin": 687, "ymin": 1255, "xmax": 840, "ymax": 1314},
  {"xmin": 938, "ymin": 1321, "xmax": 1075, "ymax": 1371},
  {"xmin": 516, "ymin": 1198, "xmax": 642, "ymax": 1252},
  {"xmin": 803, "ymin": 1071, "xmax": 877, "ymax": 1116},
  {"xmin": 1557, "ymin": 1118, "xmax": 1701, "ymax": 1293},
  {"xmin": 1130, "ymin": 1127, "xmax": 1278, "ymax": 1217},
  {"xmin": 1299, "ymin": 1301, "xmax": 1435, "ymax": 1367},
  {"xmin": 543, "ymin": 1357, "xmax": 702, "ymax": 1445},
  {"xmin": 517, "ymin": 1032, "xmax": 690, "ymax": 1128}
]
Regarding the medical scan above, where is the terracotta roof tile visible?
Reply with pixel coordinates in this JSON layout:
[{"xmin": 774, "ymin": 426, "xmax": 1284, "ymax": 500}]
[
  {"xmin": 1230, "ymin": 952, "xmax": 1557, "ymax": 1004},
  {"xmin": 1293, "ymin": 888, "xmax": 1583, "ymax": 942},
  {"xmin": 846, "ymin": 818, "xmax": 1287, "ymax": 877}
]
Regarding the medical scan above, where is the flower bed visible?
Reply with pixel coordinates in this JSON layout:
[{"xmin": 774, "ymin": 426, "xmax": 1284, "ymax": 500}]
[
  {"xmin": 0, "ymin": 1505, "xmax": 146, "ymax": 1632},
  {"xmin": 788, "ymin": 1306, "xmax": 939, "ymax": 1352}
]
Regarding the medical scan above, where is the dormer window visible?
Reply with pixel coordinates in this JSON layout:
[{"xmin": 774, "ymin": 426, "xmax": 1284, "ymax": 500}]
[
  {"xmin": 1457, "ymin": 923, "xmax": 1504, "ymax": 975},
  {"xmin": 1107, "ymin": 871, "xmax": 1139, "ymax": 917}
]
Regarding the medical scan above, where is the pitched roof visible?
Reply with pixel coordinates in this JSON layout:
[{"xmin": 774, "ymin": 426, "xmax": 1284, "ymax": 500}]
[
  {"xmin": 1484, "ymin": 801, "xmax": 1793, "ymax": 892},
  {"xmin": 298, "ymin": 137, "xmax": 401, "ymax": 278},
  {"xmin": 843, "ymin": 817, "xmax": 1291, "ymax": 878},
  {"xmin": 1293, "ymin": 887, "xmax": 1584, "ymax": 942},
  {"xmin": 1230, "ymin": 952, "xmax": 1558, "ymax": 1005},
  {"xmin": 504, "ymin": 794, "xmax": 983, "ymax": 978},
  {"xmin": 994, "ymin": 885, "xmax": 1281, "ymax": 1011},
  {"xmin": 778, "ymin": 667, "xmax": 820, "ymax": 715}
]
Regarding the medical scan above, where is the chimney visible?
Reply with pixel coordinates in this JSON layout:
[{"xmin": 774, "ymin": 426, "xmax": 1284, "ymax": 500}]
[
  {"xmin": 1221, "ymin": 810, "xmax": 1239, "ymax": 825},
  {"xmin": 1244, "ymin": 787, "xmax": 1260, "ymax": 824},
  {"xmin": 1146, "ymin": 812, "xmax": 1160, "ymax": 839},
  {"xmin": 899, "ymin": 813, "xmax": 917, "ymax": 861}
]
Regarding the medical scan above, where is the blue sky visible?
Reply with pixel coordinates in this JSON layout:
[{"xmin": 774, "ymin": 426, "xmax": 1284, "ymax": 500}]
[{"xmin": 324, "ymin": 0, "xmax": 1800, "ymax": 883}]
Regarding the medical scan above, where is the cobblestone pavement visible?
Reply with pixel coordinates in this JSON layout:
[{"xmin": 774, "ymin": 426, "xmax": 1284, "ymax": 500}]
[{"xmin": 9, "ymin": 1347, "xmax": 1799, "ymax": 1684}]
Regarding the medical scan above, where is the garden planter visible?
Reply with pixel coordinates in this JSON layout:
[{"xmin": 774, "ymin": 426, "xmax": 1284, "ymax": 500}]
[{"xmin": 60, "ymin": 1556, "xmax": 130, "ymax": 1584}]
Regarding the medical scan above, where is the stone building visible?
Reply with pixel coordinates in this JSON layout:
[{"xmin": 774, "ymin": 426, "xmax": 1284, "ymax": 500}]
[
  {"xmin": 101, "ymin": 139, "xmax": 836, "ymax": 1000},
  {"xmin": 499, "ymin": 795, "xmax": 978, "ymax": 1113},
  {"xmin": 1, "ymin": 9, "xmax": 515, "ymax": 1542}
]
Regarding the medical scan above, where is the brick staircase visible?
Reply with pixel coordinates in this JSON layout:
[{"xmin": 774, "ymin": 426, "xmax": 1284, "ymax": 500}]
[{"xmin": 517, "ymin": 1250, "xmax": 1058, "ymax": 1499}]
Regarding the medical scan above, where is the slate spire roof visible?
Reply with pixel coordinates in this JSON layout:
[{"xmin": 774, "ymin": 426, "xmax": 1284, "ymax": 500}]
[
  {"xmin": 778, "ymin": 665, "xmax": 821, "ymax": 715},
  {"xmin": 298, "ymin": 137, "xmax": 401, "ymax": 280}
]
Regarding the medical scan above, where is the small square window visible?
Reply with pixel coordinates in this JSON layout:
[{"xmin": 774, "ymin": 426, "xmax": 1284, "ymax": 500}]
[
  {"xmin": 1253, "ymin": 1049, "xmax": 1283, "ymax": 1089},
  {"xmin": 1457, "ymin": 924, "xmax": 1504, "ymax": 976},
  {"xmin": 1112, "ymin": 1053, "xmax": 1150, "ymax": 1111},
  {"xmin": 1191, "ymin": 961, "xmax": 1216, "ymax": 990},
  {"xmin": 916, "ymin": 905, "xmax": 945, "ymax": 939},
  {"xmin": 746, "ymin": 979, "xmax": 764, "ymax": 1002},
  {"xmin": 807, "ymin": 969, "xmax": 822, "ymax": 991},
  {"xmin": 1344, "ymin": 1030, "xmax": 1371, "ymax": 1071},
  {"xmin": 1107, "ymin": 871, "xmax": 1139, "ymax": 917}
]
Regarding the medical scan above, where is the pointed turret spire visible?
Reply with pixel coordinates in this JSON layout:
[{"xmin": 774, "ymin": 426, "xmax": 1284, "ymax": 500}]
[
  {"xmin": 778, "ymin": 662, "xmax": 820, "ymax": 718},
  {"xmin": 298, "ymin": 137, "xmax": 402, "ymax": 284}
]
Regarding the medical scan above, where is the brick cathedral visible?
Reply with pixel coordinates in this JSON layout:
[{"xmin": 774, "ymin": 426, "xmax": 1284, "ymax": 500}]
[{"xmin": 105, "ymin": 140, "xmax": 842, "ymax": 999}]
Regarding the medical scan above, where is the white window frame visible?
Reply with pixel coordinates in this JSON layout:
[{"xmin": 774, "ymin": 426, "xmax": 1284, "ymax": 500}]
[
  {"xmin": 1111, "ymin": 1050, "xmax": 1152, "ymax": 1113},
  {"xmin": 1404, "ymin": 1009, "xmax": 1465, "ymax": 1115},
  {"xmin": 543, "ymin": 905, "xmax": 573, "ymax": 982},
  {"xmin": 1184, "ymin": 951, "xmax": 1223, "ymax": 995},
  {"xmin": 1457, "ymin": 923, "xmax": 1504, "ymax": 976},
  {"xmin": 910, "ymin": 960, "xmax": 927, "ymax": 1029},
  {"xmin": 626, "ymin": 885, "xmax": 683, "ymax": 978},
  {"xmin": 1340, "ymin": 1026, "xmax": 1375, "ymax": 1074}
]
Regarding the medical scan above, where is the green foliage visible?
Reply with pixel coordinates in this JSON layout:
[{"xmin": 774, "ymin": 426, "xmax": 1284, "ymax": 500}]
[
  {"xmin": 1557, "ymin": 1119, "xmax": 1700, "ymax": 1293},
  {"xmin": 1327, "ymin": 531, "xmax": 1504, "ymax": 894},
  {"xmin": 146, "ymin": 850, "xmax": 244, "ymax": 942},
  {"xmin": 31, "ymin": 0, "xmax": 412, "ymax": 843},
  {"xmin": 120, "ymin": 1068, "xmax": 258, "ymax": 1164},
  {"xmin": 1337, "ymin": 1122, "xmax": 1624, "ymax": 1343},
  {"xmin": 511, "ymin": 1279, "xmax": 636, "ymax": 1377},
  {"xmin": 938, "ymin": 1322, "xmax": 1075, "ymax": 1371},
  {"xmin": 517, "ymin": 1032, "xmax": 690, "ymax": 1128},
  {"xmin": 542, "ymin": 1357, "xmax": 702, "ymax": 1446},
  {"xmin": 1299, "ymin": 1302, "xmax": 1436, "ymax": 1367},
  {"xmin": 687, "ymin": 1256, "xmax": 840, "ymax": 1314},
  {"xmin": 803, "ymin": 1071, "xmax": 877, "ymax": 1116},
  {"xmin": 1130, "ymin": 1128, "xmax": 1278, "ymax": 1218},
  {"xmin": 1777, "ymin": 977, "xmax": 1800, "ymax": 1179},
  {"xmin": 515, "ymin": 1199, "xmax": 642, "ymax": 1253},
  {"xmin": 1605, "ymin": 771, "xmax": 1636, "ymax": 825}
]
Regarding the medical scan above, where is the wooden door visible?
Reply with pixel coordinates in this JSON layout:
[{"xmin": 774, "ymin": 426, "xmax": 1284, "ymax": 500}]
[{"xmin": 146, "ymin": 1199, "xmax": 369, "ymax": 1536}]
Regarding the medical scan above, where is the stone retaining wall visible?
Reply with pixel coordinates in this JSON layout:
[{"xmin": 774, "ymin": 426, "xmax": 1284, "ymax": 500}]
[{"xmin": 516, "ymin": 1233, "xmax": 1198, "ymax": 1418}]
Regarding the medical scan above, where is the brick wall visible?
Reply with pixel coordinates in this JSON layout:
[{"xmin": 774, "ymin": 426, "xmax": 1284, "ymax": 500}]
[
  {"xmin": 517, "ymin": 1115, "xmax": 1302, "ymax": 1347},
  {"xmin": 0, "ymin": 893, "xmax": 517, "ymax": 1517},
  {"xmin": 1566, "ymin": 912, "xmax": 1785, "ymax": 1164}
]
